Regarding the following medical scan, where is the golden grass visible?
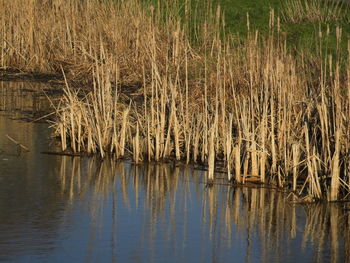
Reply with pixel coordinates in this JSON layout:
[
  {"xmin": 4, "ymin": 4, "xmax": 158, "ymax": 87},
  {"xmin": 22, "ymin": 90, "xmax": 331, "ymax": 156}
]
[
  {"xmin": 282, "ymin": 0, "xmax": 348, "ymax": 23},
  {"xmin": 1, "ymin": 0, "xmax": 350, "ymax": 201}
]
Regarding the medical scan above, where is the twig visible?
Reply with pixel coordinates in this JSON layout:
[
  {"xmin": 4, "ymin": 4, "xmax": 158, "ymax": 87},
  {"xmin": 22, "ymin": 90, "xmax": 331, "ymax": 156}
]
[{"xmin": 5, "ymin": 135, "xmax": 30, "ymax": 152}]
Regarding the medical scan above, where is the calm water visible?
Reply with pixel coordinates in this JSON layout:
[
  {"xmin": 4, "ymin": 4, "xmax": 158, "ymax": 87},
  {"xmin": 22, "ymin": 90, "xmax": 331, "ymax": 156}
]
[{"xmin": 0, "ymin": 82, "xmax": 349, "ymax": 263}]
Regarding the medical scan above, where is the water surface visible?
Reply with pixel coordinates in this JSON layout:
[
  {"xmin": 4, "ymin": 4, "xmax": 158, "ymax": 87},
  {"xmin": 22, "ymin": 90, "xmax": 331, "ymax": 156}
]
[{"xmin": 0, "ymin": 82, "xmax": 349, "ymax": 263}]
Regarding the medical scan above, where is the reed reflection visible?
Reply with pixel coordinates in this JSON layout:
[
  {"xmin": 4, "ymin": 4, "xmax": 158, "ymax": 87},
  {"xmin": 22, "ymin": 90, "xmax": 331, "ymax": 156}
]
[
  {"xmin": 205, "ymin": 186, "xmax": 349, "ymax": 263},
  {"xmin": 0, "ymin": 81, "xmax": 59, "ymax": 120},
  {"xmin": 57, "ymin": 159, "xmax": 349, "ymax": 263}
]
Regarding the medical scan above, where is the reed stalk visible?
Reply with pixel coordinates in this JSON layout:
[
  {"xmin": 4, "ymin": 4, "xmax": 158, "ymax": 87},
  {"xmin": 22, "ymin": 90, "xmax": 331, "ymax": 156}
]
[
  {"xmin": 282, "ymin": 0, "xmax": 347, "ymax": 23},
  {"xmin": 1, "ymin": 0, "xmax": 350, "ymax": 201}
]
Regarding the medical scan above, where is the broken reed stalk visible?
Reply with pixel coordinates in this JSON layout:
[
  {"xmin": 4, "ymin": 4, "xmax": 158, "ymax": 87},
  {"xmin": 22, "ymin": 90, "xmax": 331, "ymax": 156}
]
[
  {"xmin": 292, "ymin": 143, "xmax": 300, "ymax": 192},
  {"xmin": 329, "ymin": 129, "xmax": 340, "ymax": 201},
  {"xmin": 1, "ymin": 0, "xmax": 350, "ymax": 201},
  {"xmin": 226, "ymin": 114, "xmax": 233, "ymax": 182},
  {"xmin": 5, "ymin": 134, "xmax": 30, "ymax": 152},
  {"xmin": 207, "ymin": 127, "xmax": 215, "ymax": 184},
  {"xmin": 234, "ymin": 145, "xmax": 241, "ymax": 183}
]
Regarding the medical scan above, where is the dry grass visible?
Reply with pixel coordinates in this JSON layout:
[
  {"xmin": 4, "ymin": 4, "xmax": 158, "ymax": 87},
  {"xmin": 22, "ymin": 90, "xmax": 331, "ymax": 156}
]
[
  {"xmin": 1, "ymin": 0, "xmax": 350, "ymax": 201},
  {"xmin": 281, "ymin": 0, "xmax": 348, "ymax": 23}
]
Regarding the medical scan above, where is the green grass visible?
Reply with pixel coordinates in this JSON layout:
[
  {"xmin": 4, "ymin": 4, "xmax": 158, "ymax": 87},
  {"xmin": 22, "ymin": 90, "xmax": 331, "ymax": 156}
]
[
  {"xmin": 139, "ymin": 0, "xmax": 349, "ymax": 58},
  {"xmin": 214, "ymin": 0, "xmax": 279, "ymax": 35},
  {"xmin": 216, "ymin": 0, "xmax": 350, "ymax": 55}
]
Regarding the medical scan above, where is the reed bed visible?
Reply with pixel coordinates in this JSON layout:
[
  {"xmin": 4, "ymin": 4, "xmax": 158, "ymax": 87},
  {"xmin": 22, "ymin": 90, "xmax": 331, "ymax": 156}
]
[
  {"xmin": 1, "ymin": 0, "xmax": 350, "ymax": 201},
  {"xmin": 281, "ymin": 0, "xmax": 348, "ymax": 23}
]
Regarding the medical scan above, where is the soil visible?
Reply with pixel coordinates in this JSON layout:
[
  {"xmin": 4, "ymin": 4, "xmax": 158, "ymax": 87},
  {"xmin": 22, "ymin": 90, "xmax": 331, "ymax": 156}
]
[{"xmin": 0, "ymin": 68, "xmax": 62, "ymax": 83}]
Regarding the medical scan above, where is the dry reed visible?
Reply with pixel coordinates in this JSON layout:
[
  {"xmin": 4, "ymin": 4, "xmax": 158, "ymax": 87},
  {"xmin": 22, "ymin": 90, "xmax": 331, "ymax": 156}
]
[
  {"xmin": 281, "ymin": 0, "xmax": 348, "ymax": 23},
  {"xmin": 1, "ymin": 0, "xmax": 350, "ymax": 201}
]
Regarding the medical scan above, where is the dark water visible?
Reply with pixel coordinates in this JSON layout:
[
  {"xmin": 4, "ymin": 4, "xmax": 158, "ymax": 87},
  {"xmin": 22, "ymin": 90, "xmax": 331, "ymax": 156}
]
[{"xmin": 0, "ymin": 82, "xmax": 349, "ymax": 263}]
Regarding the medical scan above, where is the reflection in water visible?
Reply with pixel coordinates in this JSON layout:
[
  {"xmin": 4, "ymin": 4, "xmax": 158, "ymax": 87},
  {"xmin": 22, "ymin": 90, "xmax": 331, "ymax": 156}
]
[
  {"xmin": 0, "ymin": 115, "xmax": 61, "ymax": 262},
  {"xmin": 0, "ymin": 81, "xmax": 348, "ymax": 262},
  {"xmin": 55, "ymin": 158, "xmax": 349, "ymax": 263},
  {"xmin": 0, "ymin": 81, "xmax": 60, "ymax": 120}
]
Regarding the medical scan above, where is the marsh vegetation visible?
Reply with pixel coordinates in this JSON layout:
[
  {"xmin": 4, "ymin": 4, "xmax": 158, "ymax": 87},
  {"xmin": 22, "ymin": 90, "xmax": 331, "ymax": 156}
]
[
  {"xmin": 0, "ymin": 0, "xmax": 350, "ymax": 201},
  {"xmin": 1, "ymin": 124, "xmax": 349, "ymax": 263}
]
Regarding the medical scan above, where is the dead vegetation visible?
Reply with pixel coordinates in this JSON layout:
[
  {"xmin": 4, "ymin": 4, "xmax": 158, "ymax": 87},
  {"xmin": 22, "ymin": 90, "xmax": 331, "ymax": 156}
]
[
  {"xmin": 281, "ymin": 0, "xmax": 348, "ymax": 23},
  {"xmin": 0, "ymin": 0, "xmax": 349, "ymax": 201}
]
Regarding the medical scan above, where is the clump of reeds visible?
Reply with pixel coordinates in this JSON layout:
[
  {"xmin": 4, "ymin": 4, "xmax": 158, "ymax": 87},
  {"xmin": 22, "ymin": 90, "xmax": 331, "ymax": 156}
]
[
  {"xmin": 1, "ymin": 0, "xmax": 350, "ymax": 202},
  {"xmin": 281, "ymin": 0, "xmax": 348, "ymax": 23}
]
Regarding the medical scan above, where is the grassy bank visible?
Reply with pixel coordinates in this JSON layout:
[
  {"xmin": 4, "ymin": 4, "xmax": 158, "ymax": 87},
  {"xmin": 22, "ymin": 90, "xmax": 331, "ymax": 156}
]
[{"xmin": 1, "ymin": 0, "xmax": 350, "ymax": 202}]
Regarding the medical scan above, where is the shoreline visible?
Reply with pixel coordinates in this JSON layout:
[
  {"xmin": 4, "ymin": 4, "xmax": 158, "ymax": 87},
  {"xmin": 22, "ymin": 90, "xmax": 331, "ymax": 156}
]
[{"xmin": 1, "ymin": 0, "xmax": 349, "ymax": 202}]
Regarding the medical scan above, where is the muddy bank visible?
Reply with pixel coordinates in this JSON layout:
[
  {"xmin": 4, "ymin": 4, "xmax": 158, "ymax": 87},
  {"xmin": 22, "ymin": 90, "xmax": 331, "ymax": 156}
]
[{"xmin": 0, "ymin": 68, "xmax": 62, "ymax": 83}]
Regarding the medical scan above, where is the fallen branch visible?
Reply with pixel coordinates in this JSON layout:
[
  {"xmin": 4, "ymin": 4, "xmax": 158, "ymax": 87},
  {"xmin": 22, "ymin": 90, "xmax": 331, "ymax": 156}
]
[{"xmin": 5, "ymin": 135, "xmax": 30, "ymax": 152}]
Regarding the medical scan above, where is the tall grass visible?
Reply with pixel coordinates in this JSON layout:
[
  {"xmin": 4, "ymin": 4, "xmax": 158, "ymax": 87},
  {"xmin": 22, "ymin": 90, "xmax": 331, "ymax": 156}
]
[
  {"xmin": 1, "ymin": 0, "xmax": 350, "ymax": 201},
  {"xmin": 281, "ymin": 0, "xmax": 348, "ymax": 23}
]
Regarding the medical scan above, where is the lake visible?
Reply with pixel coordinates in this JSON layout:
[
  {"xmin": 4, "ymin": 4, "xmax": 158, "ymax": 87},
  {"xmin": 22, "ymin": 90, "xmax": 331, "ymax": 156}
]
[{"xmin": 0, "ymin": 81, "xmax": 349, "ymax": 263}]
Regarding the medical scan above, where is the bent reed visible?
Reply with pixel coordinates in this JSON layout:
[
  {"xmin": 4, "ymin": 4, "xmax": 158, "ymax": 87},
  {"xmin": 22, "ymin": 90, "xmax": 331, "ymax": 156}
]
[{"xmin": 1, "ymin": 0, "xmax": 349, "ymax": 201}]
